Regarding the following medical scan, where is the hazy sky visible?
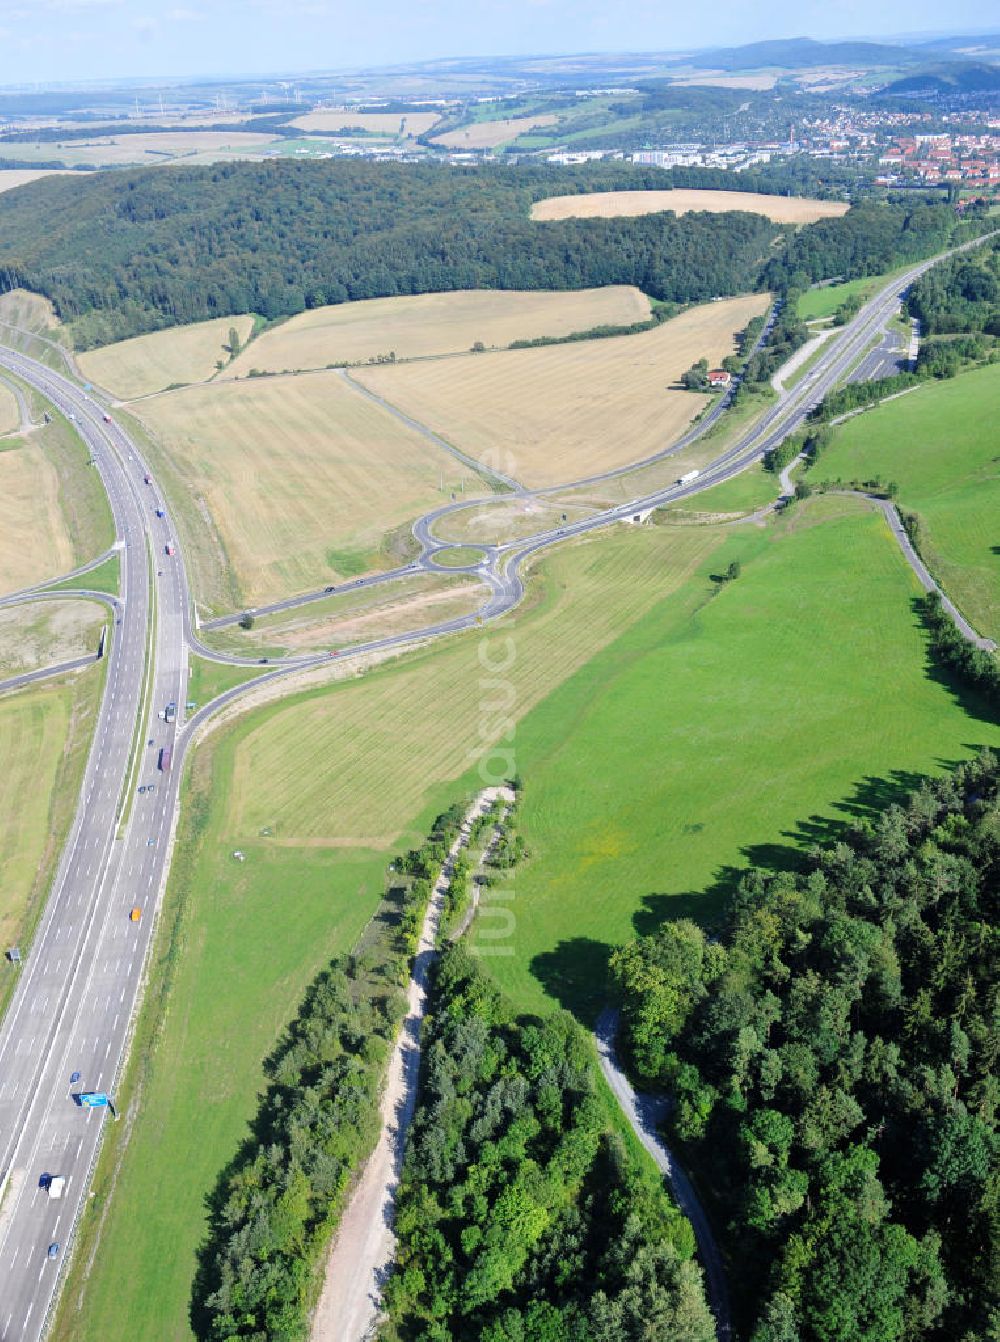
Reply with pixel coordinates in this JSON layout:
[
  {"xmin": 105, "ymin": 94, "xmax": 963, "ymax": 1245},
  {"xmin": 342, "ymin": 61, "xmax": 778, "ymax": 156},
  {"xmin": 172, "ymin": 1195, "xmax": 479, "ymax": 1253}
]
[{"xmin": 0, "ymin": 0, "xmax": 993, "ymax": 87}]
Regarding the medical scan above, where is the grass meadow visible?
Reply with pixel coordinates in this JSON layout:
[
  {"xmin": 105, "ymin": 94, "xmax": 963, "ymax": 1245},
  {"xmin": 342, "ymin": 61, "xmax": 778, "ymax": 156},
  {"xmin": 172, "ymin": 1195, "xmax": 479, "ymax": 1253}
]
[
  {"xmin": 0, "ymin": 416, "xmax": 113, "ymax": 594},
  {"xmin": 55, "ymin": 490, "xmax": 1000, "ymax": 1340},
  {"xmin": 0, "ymin": 379, "xmax": 20, "ymax": 434},
  {"xmin": 487, "ymin": 496, "xmax": 999, "ymax": 1015},
  {"xmin": 354, "ymin": 294, "xmax": 769, "ymax": 489},
  {"xmin": 0, "ymin": 667, "xmax": 103, "ymax": 980},
  {"xmin": 817, "ymin": 362, "xmax": 1000, "ymax": 641}
]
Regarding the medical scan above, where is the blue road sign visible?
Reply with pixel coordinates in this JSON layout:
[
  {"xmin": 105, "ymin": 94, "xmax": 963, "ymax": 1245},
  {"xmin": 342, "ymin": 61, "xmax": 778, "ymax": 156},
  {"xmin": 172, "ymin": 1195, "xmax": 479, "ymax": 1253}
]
[{"xmin": 78, "ymin": 1092, "xmax": 109, "ymax": 1108}]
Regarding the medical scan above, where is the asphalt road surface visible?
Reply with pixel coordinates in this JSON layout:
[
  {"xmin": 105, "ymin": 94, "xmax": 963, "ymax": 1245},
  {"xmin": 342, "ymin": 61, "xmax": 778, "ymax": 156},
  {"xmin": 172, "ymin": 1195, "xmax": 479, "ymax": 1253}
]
[
  {"xmin": 0, "ymin": 232, "xmax": 991, "ymax": 1341},
  {"xmin": 595, "ymin": 1008, "xmax": 731, "ymax": 1340}
]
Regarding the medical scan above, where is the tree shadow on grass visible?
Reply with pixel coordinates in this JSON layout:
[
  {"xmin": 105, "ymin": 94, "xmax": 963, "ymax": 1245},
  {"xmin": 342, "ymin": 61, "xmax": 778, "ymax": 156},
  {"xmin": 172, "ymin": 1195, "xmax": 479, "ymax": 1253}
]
[
  {"xmin": 910, "ymin": 594, "xmax": 998, "ymax": 728},
  {"xmin": 530, "ymin": 937, "xmax": 614, "ymax": 1027},
  {"xmin": 633, "ymin": 760, "xmax": 990, "ymax": 943}
]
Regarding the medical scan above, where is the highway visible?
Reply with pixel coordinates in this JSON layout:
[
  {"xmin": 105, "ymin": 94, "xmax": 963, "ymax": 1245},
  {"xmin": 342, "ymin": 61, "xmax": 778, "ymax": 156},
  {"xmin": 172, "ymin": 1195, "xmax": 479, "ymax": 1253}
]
[
  {"xmin": 0, "ymin": 232, "xmax": 991, "ymax": 1341},
  {"xmin": 0, "ymin": 353, "xmax": 190, "ymax": 1342}
]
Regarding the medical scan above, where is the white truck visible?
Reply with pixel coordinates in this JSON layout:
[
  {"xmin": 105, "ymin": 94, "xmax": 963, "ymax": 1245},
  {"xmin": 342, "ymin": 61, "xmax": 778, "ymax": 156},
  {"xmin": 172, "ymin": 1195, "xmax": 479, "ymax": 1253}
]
[
  {"xmin": 677, "ymin": 469, "xmax": 701, "ymax": 486},
  {"xmin": 47, "ymin": 1176, "xmax": 66, "ymax": 1199}
]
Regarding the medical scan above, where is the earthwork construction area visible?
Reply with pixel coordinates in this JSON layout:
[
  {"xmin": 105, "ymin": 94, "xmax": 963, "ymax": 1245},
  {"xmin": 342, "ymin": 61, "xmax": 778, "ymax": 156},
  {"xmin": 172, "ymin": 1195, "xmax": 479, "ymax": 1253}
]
[{"xmin": 353, "ymin": 293, "xmax": 769, "ymax": 488}]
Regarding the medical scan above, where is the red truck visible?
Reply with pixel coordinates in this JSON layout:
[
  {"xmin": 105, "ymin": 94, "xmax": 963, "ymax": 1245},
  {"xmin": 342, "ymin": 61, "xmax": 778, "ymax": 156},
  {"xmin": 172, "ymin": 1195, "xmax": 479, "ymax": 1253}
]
[
  {"xmin": 144, "ymin": 473, "xmax": 152, "ymax": 485},
  {"xmin": 158, "ymin": 747, "xmax": 172, "ymax": 772}
]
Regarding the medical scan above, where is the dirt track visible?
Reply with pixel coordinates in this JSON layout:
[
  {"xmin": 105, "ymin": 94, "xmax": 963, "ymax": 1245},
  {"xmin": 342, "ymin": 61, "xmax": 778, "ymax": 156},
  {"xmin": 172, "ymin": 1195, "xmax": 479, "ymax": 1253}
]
[{"xmin": 309, "ymin": 786, "xmax": 513, "ymax": 1342}]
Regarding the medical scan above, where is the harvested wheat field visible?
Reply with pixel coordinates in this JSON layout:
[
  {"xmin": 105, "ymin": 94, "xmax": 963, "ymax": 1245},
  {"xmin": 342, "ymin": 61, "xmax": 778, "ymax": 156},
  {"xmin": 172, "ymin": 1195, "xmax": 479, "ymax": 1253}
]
[
  {"xmin": 133, "ymin": 371, "xmax": 480, "ymax": 605},
  {"xmin": 290, "ymin": 109, "xmax": 441, "ymax": 136},
  {"xmin": 672, "ymin": 73, "xmax": 778, "ymax": 90},
  {"xmin": 531, "ymin": 189, "xmax": 850, "ymax": 224},
  {"xmin": 224, "ymin": 287, "xmax": 651, "ymax": 376},
  {"xmin": 353, "ymin": 294, "xmax": 769, "ymax": 489},
  {"xmin": 0, "ymin": 442, "xmax": 74, "ymax": 592},
  {"xmin": 433, "ymin": 115, "xmax": 557, "ymax": 149},
  {"xmin": 0, "ymin": 169, "xmax": 78, "ymax": 193},
  {"xmin": 4, "ymin": 132, "xmax": 279, "ymax": 168},
  {"xmin": 78, "ymin": 314, "xmax": 255, "ymax": 400}
]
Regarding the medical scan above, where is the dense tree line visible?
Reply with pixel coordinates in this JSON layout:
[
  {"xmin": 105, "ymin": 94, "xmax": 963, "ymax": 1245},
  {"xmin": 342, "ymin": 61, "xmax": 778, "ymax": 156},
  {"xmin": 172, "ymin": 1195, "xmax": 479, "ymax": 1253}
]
[
  {"xmin": 611, "ymin": 752, "xmax": 1000, "ymax": 1342},
  {"xmin": 762, "ymin": 201, "xmax": 971, "ymax": 294},
  {"xmin": 192, "ymin": 802, "xmax": 469, "ymax": 1342},
  {"xmin": 738, "ymin": 301, "xmax": 810, "ymax": 394},
  {"xmin": 919, "ymin": 591, "xmax": 1000, "ymax": 709},
  {"xmin": 907, "ymin": 234, "xmax": 1000, "ymax": 336},
  {"xmin": 383, "ymin": 944, "xmax": 714, "ymax": 1342}
]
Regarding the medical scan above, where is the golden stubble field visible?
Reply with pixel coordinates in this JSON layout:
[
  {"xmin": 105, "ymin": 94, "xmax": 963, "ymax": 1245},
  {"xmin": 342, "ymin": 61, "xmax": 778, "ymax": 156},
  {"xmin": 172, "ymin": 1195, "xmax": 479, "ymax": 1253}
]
[
  {"xmin": 353, "ymin": 293, "xmax": 770, "ymax": 489},
  {"xmin": 290, "ymin": 109, "xmax": 442, "ymax": 136},
  {"xmin": 5, "ymin": 132, "xmax": 279, "ymax": 167},
  {"xmin": 0, "ymin": 169, "xmax": 78, "ymax": 194},
  {"xmin": 224, "ymin": 286, "xmax": 652, "ymax": 376},
  {"xmin": 132, "ymin": 370, "xmax": 481, "ymax": 606},
  {"xmin": 0, "ymin": 440, "xmax": 75, "ymax": 592},
  {"xmin": 432, "ymin": 114, "xmax": 558, "ymax": 148},
  {"xmin": 530, "ymin": 189, "xmax": 851, "ymax": 224},
  {"xmin": 78, "ymin": 314, "xmax": 256, "ymax": 400}
]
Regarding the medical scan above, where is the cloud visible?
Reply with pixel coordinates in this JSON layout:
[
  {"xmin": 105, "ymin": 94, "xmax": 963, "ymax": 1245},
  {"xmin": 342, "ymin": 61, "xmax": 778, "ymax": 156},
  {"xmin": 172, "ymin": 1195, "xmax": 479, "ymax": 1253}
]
[{"xmin": 166, "ymin": 5, "xmax": 202, "ymax": 19}]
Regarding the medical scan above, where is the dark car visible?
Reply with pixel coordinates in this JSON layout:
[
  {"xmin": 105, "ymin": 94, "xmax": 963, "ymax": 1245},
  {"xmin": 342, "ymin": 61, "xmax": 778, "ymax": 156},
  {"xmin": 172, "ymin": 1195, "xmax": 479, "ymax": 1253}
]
[{"xmin": 47, "ymin": 1243, "xmax": 59, "ymax": 1260}]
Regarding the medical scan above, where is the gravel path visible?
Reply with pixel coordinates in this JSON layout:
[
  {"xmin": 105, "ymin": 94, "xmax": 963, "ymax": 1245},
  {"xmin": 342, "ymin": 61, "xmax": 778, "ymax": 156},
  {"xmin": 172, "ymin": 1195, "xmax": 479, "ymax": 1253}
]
[
  {"xmin": 309, "ymin": 786, "xmax": 513, "ymax": 1342},
  {"xmin": 595, "ymin": 1008, "xmax": 732, "ymax": 1340}
]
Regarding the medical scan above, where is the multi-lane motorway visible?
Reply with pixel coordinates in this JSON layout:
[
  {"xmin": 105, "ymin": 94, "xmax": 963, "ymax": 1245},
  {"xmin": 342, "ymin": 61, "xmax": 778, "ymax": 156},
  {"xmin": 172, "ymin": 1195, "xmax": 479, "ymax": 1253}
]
[{"xmin": 0, "ymin": 235, "xmax": 990, "ymax": 1341}]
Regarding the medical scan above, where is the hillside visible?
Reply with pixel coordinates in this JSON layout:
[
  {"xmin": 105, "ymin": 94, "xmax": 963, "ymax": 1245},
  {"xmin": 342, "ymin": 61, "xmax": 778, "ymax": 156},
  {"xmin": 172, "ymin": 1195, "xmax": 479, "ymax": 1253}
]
[
  {"xmin": 688, "ymin": 36, "xmax": 919, "ymax": 70},
  {"xmin": 0, "ymin": 161, "xmax": 783, "ymax": 347},
  {"xmin": 881, "ymin": 61, "xmax": 1000, "ymax": 97}
]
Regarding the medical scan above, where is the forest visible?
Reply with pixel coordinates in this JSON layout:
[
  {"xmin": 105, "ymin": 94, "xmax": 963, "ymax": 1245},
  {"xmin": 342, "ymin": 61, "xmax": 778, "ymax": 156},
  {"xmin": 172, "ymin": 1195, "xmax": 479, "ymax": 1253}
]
[
  {"xmin": 383, "ymin": 943, "xmax": 715, "ymax": 1342},
  {"xmin": 762, "ymin": 200, "xmax": 978, "ymax": 292},
  {"xmin": 907, "ymin": 233, "xmax": 1000, "ymax": 336},
  {"xmin": 0, "ymin": 160, "xmax": 978, "ymax": 348},
  {"xmin": 610, "ymin": 751, "xmax": 999, "ymax": 1342}
]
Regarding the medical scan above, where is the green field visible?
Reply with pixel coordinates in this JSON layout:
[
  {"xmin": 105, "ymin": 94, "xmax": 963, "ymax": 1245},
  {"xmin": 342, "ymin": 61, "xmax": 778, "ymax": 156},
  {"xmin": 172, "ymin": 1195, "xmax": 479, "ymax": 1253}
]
[
  {"xmin": 48, "ymin": 552, "xmax": 120, "ymax": 596},
  {"xmin": 185, "ymin": 654, "xmax": 266, "ymax": 709},
  {"xmin": 0, "ymin": 668, "xmax": 103, "ymax": 1002},
  {"xmin": 815, "ymin": 362, "xmax": 1000, "ymax": 641},
  {"xmin": 656, "ymin": 463, "xmax": 777, "ymax": 521},
  {"xmin": 58, "ymin": 487, "xmax": 1000, "ymax": 1339},
  {"xmin": 796, "ymin": 274, "xmax": 881, "ymax": 321},
  {"xmin": 430, "ymin": 545, "xmax": 486, "ymax": 567},
  {"xmin": 484, "ymin": 495, "xmax": 999, "ymax": 1015}
]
